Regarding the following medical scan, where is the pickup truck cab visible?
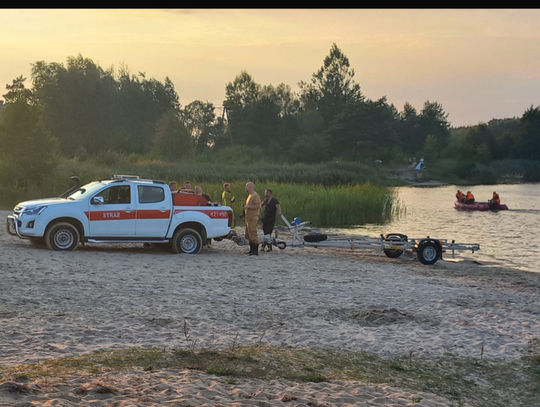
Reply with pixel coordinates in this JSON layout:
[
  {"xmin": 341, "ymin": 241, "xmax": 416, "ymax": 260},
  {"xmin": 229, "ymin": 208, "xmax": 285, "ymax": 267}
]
[{"xmin": 6, "ymin": 175, "xmax": 233, "ymax": 254}]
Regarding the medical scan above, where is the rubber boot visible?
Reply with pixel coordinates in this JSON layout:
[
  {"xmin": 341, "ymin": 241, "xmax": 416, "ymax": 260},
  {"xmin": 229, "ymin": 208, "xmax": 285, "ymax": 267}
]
[
  {"xmin": 246, "ymin": 241, "xmax": 253, "ymax": 255},
  {"xmin": 249, "ymin": 242, "xmax": 258, "ymax": 256},
  {"xmin": 267, "ymin": 243, "xmax": 272, "ymax": 252}
]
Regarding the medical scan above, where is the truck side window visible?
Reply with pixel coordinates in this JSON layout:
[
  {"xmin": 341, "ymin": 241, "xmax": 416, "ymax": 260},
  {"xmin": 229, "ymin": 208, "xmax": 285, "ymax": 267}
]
[
  {"xmin": 138, "ymin": 186, "xmax": 165, "ymax": 204},
  {"xmin": 94, "ymin": 186, "xmax": 131, "ymax": 204}
]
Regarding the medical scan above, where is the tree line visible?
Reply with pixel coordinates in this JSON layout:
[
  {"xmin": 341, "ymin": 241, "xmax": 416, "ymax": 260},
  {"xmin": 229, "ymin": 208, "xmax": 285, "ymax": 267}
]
[{"xmin": 1, "ymin": 44, "xmax": 539, "ymax": 186}]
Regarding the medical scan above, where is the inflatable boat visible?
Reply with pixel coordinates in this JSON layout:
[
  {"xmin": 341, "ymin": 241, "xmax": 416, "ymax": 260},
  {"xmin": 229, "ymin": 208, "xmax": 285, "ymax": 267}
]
[{"xmin": 454, "ymin": 201, "xmax": 509, "ymax": 211}]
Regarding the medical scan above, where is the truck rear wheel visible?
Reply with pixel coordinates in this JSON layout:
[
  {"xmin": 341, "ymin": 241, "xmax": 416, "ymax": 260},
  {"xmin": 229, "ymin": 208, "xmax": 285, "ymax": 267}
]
[
  {"xmin": 172, "ymin": 228, "xmax": 203, "ymax": 254},
  {"xmin": 45, "ymin": 222, "xmax": 80, "ymax": 251}
]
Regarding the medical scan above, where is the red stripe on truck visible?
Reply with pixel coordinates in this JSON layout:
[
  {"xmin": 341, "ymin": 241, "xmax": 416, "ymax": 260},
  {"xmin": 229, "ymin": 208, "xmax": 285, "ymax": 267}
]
[
  {"xmin": 84, "ymin": 211, "xmax": 137, "ymax": 221},
  {"xmin": 84, "ymin": 209, "xmax": 226, "ymax": 221},
  {"xmin": 174, "ymin": 209, "xmax": 229, "ymax": 219},
  {"xmin": 136, "ymin": 209, "xmax": 171, "ymax": 219},
  {"xmin": 84, "ymin": 210, "xmax": 171, "ymax": 221}
]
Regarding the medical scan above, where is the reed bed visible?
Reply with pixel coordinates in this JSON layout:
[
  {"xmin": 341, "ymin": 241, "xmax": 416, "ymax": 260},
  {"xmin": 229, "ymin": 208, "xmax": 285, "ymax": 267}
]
[
  {"xmin": 0, "ymin": 156, "xmax": 400, "ymax": 227},
  {"xmin": 201, "ymin": 181, "xmax": 399, "ymax": 227}
]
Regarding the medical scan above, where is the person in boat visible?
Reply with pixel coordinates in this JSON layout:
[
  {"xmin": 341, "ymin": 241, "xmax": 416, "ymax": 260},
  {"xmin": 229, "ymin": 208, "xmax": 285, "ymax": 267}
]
[
  {"xmin": 465, "ymin": 191, "xmax": 475, "ymax": 204},
  {"xmin": 488, "ymin": 191, "xmax": 500, "ymax": 209},
  {"xmin": 455, "ymin": 190, "xmax": 465, "ymax": 203},
  {"xmin": 489, "ymin": 191, "xmax": 500, "ymax": 205}
]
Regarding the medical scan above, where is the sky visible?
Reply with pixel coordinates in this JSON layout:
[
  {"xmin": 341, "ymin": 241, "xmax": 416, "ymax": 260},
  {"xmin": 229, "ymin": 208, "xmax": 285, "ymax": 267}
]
[{"xmin": 1, "ymin": 8, "xmax": 540, "ymax": 127}]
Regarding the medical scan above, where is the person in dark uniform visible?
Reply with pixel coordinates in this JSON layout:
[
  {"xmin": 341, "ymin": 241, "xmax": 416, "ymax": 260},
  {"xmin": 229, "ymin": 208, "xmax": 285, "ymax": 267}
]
[
  {"xmin": 179, "ymin": 180, "xmax": 192, "ymax": 191},
  {"xmin": 260, "ymin": 188, "xmax": 281, "ymax": 252},
  {"xmin": 194, "ymin": 185, "xmax": 212, "ymax": 205}
]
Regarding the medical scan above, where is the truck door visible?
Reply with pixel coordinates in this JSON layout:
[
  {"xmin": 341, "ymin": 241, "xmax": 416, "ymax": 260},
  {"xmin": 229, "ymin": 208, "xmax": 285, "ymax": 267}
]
[
  {"xmin": 88, "ymin": 185, "xmax": 136, "ymax": 236},
  {"xmin": 135, "ymin": 185, "xmax": 171, "ymax": 237}
]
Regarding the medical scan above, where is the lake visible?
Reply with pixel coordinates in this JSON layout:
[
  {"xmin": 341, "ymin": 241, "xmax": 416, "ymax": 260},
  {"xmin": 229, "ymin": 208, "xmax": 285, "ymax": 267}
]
[{"xmin": 343, "ymin": 183, "xmax": 540, "ymax": 272}]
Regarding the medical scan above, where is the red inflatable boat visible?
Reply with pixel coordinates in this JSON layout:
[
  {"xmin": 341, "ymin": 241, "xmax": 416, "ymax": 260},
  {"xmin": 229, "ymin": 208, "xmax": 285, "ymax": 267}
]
[{"xmin": 454, "ymin": 201, "xmax": 509, "ymax": 211}]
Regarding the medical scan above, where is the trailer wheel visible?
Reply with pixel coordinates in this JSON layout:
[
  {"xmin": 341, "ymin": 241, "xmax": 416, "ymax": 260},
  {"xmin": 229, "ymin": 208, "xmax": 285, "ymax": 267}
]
[
  {"xmin": 383, "ymin": 233, "xmax": 407, "ymax": 258},
  {"xmin": 417, "ymin": 240, "xmax": 441, "ymax": 265},
  {"xmin": 45, "ymin": 222, "xmax": 80, "ymax": 251},
  {"xmin": 172, "ymin": 228, "xmax": 202, "ymax": 254},
  {"xmin": 384, "ymin": 248, "xmax": 404, "ymax": 258},
  {"xmin": 385, "ymin": 233, "xmax": 408, "ymax": 241},
  {"xmin": 303, "ymin": 233, "xmax": 327, "ymax": 242},
  {"xmin": 277, "ymin": 241, "xmax": 287, "ymax": 250}
]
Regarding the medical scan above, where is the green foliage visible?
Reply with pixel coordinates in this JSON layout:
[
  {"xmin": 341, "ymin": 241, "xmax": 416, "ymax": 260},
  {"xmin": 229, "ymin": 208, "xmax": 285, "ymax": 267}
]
[
  {"xmin": 300, "ymin": 43, "xmax": 364, "ymax": 123},
  {"xmin": 515, "ymin": 106, "xmax": 540, "ymax": 160},
  {"xmin": 0, "ymin": 79, "xmax": 58, "ymax": 186},
  {"xmin": 199, "ymin": 181, "xmax": 398, "ymax": 227},
  {"xmin": 182, "ymin": 100, "xmax": 220, "ymax": 151},
  {"xmin": 326, "ymin": 97, "xmax": 397, "ymax": 161},
  {"xmin": 2, "ymin": 44, "xmax": 540, "ymax": 192},
  {"xmin": 154, "ymin": 111, "xmax": 193, "ymax": 159},
  {"xmin": 29, "ymin": 55, "xmax": 181, "ymax": 157},
  {"xmin": 0, "ymin": 154, "xmax": 398, "ymax": 227},
  {"xmin": 422, "ymin": 134, "xmax": 441, "ymax": 162},
  {"xmin": 289, "ymin": 134, "xmax": 330, "ymax": 164}
]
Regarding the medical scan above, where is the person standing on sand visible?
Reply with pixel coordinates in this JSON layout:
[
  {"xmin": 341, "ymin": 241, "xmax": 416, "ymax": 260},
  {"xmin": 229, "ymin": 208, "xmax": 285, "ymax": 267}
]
[
  {"xmin": 222, "ymin": 183, "xmax": 236, "ymax": 231},
  {"xmin": 261, "ymin": 188, "xmax": 281, "ymax": 252},
  {"xmin": 243, "ymin": 182, "xmax": 261, "ymax": 256}
]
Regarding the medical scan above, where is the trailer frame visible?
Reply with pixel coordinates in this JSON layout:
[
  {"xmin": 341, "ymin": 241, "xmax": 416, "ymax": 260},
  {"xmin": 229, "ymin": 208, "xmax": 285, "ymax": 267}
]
[{"xmin": 264, "ymin": 214, "xmax": 480, "ymax": 265}]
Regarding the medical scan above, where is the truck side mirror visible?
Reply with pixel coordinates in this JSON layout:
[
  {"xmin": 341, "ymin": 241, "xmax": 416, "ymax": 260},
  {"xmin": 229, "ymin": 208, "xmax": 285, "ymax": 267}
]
[{"xmin": 92, "ymin": 196, "xmax": 104, "ymax": 205}]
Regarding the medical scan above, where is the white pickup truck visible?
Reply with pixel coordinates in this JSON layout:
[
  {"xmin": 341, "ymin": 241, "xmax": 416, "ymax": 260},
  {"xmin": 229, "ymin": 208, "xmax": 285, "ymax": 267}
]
[{"xmin": 6, "ymin": 175, "xmax": 233, "ymax": 254}]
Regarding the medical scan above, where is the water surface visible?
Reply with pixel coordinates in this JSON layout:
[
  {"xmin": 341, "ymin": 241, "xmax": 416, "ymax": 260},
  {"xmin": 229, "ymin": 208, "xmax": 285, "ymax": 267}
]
[{"xmin": 342, "ymin": 183, "xmax": 540, "ymax": 272}]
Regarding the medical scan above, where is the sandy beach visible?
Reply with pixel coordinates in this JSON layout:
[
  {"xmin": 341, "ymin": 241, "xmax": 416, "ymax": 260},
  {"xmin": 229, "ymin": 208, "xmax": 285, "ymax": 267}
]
[{"xmin": 1, "ymin": 209, "xmax": 539, "ymax": 406}]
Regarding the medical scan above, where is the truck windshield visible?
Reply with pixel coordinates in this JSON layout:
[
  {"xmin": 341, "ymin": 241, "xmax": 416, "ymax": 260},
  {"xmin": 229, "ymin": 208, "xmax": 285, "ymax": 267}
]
[{"xmin": 65, "ymin": 182, "xmax": 109, "ymax": 200}]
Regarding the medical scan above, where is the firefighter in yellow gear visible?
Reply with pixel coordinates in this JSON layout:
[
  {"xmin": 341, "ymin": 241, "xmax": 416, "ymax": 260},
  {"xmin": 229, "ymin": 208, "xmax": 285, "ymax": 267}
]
[
  {"xmin": 243, "ymin": 182, "xmax": 261, "ymax": 256},
  {"xmin": 222, "ymin": 182, "xmax": 236, "ymax": 230}
]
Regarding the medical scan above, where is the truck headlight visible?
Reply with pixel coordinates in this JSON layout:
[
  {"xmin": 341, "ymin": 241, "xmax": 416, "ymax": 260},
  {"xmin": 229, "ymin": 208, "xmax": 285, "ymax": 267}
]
[{"xmin": 24, "ymin": 205, "xmax": 48, "ymax": 216}]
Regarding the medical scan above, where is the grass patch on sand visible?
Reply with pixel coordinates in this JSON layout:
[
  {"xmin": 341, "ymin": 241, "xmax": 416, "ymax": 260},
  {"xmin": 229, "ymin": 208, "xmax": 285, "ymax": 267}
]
[{"xmin": 2, "ymin": 345, "xmax": 539, "ymax": 407}]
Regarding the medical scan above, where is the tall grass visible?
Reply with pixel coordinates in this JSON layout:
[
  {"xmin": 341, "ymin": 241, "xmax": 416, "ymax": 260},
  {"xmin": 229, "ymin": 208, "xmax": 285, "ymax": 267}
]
[
  {"xmin": 56, "ymin": 150, "xmax": 392, "ymax": 186},
  {"xmin": 202, "ymin": 181, "xmax": 399, "ymax": 227},
  {"xmin": 0, "ymin": 155, "xmax": 399, "ymax": 227}
]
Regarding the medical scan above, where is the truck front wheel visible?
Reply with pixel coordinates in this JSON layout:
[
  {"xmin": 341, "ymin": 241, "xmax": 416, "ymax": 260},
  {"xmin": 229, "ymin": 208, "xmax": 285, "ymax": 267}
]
[
  {"xmin": 172, "ymin": 228, "xmax": 203, "ymax": 254},
  {"xmin": 45, "ymin": 222, "xmax": 80, "ymax": 251}
]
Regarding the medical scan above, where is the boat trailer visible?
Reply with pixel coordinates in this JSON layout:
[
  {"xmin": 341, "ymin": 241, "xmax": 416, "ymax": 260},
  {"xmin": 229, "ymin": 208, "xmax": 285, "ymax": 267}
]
[{"xmin": 261, "ymin": 214, "xmax": 480, "ymax": 265}]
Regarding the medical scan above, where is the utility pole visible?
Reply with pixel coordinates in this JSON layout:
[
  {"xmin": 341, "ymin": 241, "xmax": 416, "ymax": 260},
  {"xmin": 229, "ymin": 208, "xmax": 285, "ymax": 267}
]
[{"xmin": 221, "ymin": 106, "xmax": 234, "ymax": 147}]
